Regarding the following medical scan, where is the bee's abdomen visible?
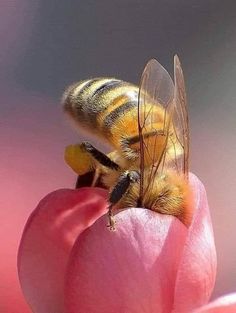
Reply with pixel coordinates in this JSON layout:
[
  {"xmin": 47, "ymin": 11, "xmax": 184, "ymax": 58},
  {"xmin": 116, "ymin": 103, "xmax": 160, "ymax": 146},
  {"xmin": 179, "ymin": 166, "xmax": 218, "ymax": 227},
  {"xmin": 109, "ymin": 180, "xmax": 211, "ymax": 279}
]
[{"xmin": 63, "ymin": 78, "xmax": 139, "ymax": 138}]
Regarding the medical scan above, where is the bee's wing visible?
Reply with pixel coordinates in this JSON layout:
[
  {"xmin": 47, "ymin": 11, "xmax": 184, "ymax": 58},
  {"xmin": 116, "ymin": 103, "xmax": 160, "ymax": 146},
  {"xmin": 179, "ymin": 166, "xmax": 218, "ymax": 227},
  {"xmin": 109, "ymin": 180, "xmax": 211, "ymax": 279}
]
[
  {"xmin": 138, "ymin": 58, "xmax": 175, "ymax": 201},
  {"xmin": 159, "ymin": 55, "xmax": 189, "ymax": 183},
  {"xmin": 170, "ymin": 55, "xmax": 189, "ymax": 178}
]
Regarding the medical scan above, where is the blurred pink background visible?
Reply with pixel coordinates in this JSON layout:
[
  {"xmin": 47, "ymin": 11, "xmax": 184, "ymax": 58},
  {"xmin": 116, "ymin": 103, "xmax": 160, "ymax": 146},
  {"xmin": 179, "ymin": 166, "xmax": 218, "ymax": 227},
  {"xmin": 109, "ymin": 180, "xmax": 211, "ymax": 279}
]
[
  {"xmin": 0, "ymin": 1, "xmax": 74, "ymax": 311},
  {"xmin": 1, "ymin": 1, "xmax": 236, "ymax": 311}
]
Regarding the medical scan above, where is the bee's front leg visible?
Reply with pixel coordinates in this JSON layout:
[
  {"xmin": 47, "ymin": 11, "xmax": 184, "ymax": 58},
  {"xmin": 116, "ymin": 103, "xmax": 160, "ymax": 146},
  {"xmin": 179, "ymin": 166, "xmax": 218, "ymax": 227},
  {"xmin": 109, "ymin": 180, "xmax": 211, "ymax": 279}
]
[{"xmin": 107, "ymin": 170, "xmax": 140, "ymax": 231}]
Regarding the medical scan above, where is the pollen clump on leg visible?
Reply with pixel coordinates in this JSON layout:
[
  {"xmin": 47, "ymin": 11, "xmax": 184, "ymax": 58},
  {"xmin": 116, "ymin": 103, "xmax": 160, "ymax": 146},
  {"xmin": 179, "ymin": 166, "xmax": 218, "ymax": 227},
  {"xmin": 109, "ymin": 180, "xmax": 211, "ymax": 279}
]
[{"xmin": 64, "ymin": 144, "xmax": 94, "ymax": 175}]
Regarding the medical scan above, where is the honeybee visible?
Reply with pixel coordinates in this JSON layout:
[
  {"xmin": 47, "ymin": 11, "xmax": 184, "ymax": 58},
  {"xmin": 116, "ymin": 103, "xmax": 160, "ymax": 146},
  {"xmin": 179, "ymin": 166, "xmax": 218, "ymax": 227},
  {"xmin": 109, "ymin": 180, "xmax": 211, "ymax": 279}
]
[{"xmin": 63, "ymin": 56, "xmax": 192, "ymax": 229}]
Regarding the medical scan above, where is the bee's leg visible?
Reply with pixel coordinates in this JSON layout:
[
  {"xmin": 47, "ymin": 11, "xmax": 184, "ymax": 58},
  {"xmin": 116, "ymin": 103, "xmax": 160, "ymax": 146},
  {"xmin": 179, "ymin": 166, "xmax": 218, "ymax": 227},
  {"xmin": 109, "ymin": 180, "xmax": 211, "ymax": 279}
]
[
  {"xmin": 75, "ymin": 168, "xmax": 108, "ymax": 188},
  {"xmin": 107, "ymin": 170, "xmax": 140, "ymax": 231},
  {"xmin": 81, "ymin": 142, "xmax": 120, "ymax": 170},
  {"xmin": 107, "ymin": 204, "xmax": 116, "ymax": 231},
  {"xmin": 65, "ymin": 142, "xmax": 119, "ymax": 188}
]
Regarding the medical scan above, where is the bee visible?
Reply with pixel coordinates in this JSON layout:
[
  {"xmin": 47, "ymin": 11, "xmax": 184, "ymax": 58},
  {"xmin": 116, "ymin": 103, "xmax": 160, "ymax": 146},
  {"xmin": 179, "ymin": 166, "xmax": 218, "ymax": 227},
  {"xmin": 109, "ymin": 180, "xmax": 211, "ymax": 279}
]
[{"xmin": 63, "ymin": 56, "xmax": 192, "ymax": 230}]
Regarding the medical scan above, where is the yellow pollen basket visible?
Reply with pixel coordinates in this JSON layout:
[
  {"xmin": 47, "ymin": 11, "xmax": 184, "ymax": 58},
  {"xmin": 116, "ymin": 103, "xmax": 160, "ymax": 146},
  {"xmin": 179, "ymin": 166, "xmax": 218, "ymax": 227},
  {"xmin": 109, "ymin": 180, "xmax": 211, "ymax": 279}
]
[{"xmin": 64, "ymin": 144, "xmax": 93, "ymax": 175}]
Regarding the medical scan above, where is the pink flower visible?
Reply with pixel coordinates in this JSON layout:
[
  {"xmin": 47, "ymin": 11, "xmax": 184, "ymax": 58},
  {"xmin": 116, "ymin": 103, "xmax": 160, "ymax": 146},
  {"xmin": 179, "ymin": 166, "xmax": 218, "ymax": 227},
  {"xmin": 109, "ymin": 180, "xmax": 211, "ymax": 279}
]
[
  {"xmin": 194, "ymin": 293, "xmax": 236, "ymax": 313},
  {"xmin": 17, "ymin": 174, "xmax": 234, "ymax": 313}
]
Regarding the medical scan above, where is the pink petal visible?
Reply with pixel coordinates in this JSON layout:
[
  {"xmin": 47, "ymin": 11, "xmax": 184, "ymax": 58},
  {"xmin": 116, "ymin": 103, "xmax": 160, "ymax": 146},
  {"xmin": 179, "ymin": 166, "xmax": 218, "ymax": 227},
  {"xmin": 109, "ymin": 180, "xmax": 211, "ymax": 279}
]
[
  {"xmin": 65, "ymin": 174, "xmax": 216, "ymax": 313},
  {"xmin": 65, "ymin": 209, "xmax": 188, "ymax": 313},
  {"xmin": 173, "ymin": 174, "xmax": 217, "ymax": 312},
  {"xmin": 18, "ymin": 187, "xmax": 108, "ymax": 313},
  {"xmin": 194, "ymin": 293, "xmax": 236, "ymax": 313}
]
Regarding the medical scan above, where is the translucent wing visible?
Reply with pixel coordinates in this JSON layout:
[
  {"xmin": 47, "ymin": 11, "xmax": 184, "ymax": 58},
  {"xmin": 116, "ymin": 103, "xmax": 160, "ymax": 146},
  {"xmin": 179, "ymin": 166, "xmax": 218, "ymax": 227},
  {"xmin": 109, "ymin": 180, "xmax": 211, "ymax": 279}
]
[
  {"xmin": 138, "ymin": 59, "xmax": 175, "ymax": 202},
  {"xmin": 159, "ymin": 55, "xmax": 189, "ymax": 182},
  {"xmin": 172, "ymin": 55, "xmax": 189, "ymax": 178}
]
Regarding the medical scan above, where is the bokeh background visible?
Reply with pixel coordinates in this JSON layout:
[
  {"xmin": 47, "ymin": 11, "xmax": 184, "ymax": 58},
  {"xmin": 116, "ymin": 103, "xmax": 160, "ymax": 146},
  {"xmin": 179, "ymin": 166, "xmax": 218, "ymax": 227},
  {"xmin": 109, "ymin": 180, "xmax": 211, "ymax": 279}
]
[{"xmin": 1, "ymin": 1, "xmax": 236, "ymax": 311}]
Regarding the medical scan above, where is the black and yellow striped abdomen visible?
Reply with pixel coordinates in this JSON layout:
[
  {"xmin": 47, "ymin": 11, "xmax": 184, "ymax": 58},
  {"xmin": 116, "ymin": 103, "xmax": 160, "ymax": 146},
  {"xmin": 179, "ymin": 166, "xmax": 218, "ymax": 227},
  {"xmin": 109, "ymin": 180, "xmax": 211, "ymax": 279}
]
[
  {"xmin": 63, "ymin": 77, "xmax": 171, "ymax": 163},
  {"xmin": 63, "ymin": 77, "xmax": 140, "ymax": 148}
]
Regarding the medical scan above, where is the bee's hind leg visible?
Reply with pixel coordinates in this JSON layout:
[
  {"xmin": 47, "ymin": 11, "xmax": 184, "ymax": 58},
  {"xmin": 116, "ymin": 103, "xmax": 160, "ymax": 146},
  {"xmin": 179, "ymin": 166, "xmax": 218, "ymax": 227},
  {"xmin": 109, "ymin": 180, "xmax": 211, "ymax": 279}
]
[
  {"xmin": 65, "ymin": 141, "xmax": 120, "ymax": 188},
  {"xmin": 107, "ymin": 170, "xmax": 140, "ymax": 231},
  {"xmin": 81, "ymin": 142, "xmax": 120, "ymax": 170}
]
